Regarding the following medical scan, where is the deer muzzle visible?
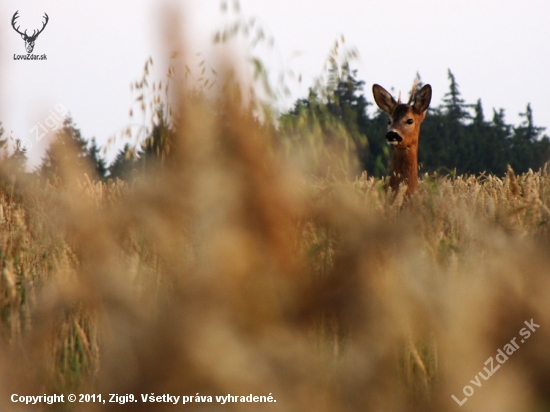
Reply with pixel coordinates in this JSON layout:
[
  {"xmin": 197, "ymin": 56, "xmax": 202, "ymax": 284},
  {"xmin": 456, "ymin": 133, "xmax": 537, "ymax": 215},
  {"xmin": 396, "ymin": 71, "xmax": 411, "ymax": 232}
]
[{"xmin": 385, "ymin": 130, "xmax": 402, "ymax": 146}]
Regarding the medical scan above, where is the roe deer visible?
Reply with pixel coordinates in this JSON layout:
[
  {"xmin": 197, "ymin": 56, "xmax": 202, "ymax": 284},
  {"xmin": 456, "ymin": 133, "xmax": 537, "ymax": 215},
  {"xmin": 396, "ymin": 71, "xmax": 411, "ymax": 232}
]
[{"xmin": 372, "ymin": 81, "xmax": 432, "ymax": 196}]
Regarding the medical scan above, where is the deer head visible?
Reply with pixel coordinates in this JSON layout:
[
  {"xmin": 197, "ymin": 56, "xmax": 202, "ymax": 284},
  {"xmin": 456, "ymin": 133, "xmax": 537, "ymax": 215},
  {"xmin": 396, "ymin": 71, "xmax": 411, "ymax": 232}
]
[
  {"xmin": 11, "ymin": 11, "xmax": 49, "ymax": 54},
  {"xmin": 372, "ymin": 81, "xmax": 432, "ymax": 195}
]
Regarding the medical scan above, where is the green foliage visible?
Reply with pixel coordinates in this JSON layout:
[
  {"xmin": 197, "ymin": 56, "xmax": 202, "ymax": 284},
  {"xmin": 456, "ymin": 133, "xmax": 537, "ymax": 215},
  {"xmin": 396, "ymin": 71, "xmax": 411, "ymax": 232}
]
[
  {"xmin": 3, "ymin": 46, "xmax": 550, "ymax": 410},
  {"xmin": 442, "ymin": 69, "xmax": 472, "ymax": 122},
  {"xmin": 108, "ymin": 143, "xmax": 137, "ymax": 180},
  {"xmin": 138, "ymin": 106, "xmax": 176, "ymax": 172},
  {"xmin": 107, "ymin": 57, "xmax": 177, "ymax": 181},
  {"xmin": 279, "ymin": 88, "xmax": 360, "ymax": 179},
  {"xmin": 34, "ymin": 55, "xmax": 550, "ymax": 183},
  {"xmin": 87, "ymin": 138, "xmax": 108, "ymax": 179},
  {"xmin": 279, "ymin": 63, "xmax": 390, "ymax": 177},
  {"xmin": 284, "ymin": 68, "xmax": 550, "ymax": 177},
  {"xmin": 39, "ymin": 117, "xmax": 108, "ymax": 181}
]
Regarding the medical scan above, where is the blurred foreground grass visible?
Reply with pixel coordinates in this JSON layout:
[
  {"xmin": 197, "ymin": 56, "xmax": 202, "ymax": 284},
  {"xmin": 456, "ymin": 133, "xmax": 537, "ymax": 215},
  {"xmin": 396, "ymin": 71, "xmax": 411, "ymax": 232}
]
[{"xmin": 1, "ymin": 39, "xmax": 550, "ymax": 412}]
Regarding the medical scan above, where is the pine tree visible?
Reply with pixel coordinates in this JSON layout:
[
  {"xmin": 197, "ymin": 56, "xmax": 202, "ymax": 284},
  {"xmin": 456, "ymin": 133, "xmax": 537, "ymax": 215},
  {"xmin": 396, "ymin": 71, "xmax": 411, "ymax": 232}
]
[
  {"xmin": 325, "ymin": 63, "xmax": 370, "ymax": 168},
  {"xmin": 283, "ymin": 65, "xmax": 548, "ymax": 176},
  {"xmin": 466, "ymin": 99, "xmax": 506, "ymax": 174},
  {"xmin": 491, "ymin": 109, "xmax": 511, "ymax": 140},
  {"xmin": 138, "ymin": 105, "xmax": 176, "ymax": 174},
  {"xmin": 442, "ymin": 69, "xmax": 471, "ymax": 122},
  {"xmin": 510, "ymin": 104, "xmax": 547, "ymax": 172},
  {"xmin": 108, "ymin": 144, "xmax": 137, "ymax": 180},
  {"xmin": 87, "ymin": 138, "xmax": 108, "ymax": 179},
  {"xmin": 516, "ymin": 103, "xmax": 544, "ymax": 143},
  {"xmin": 279, "ymin": 63, "xmax": 371, "ymax": 175},
  {"xmin": 40, "ymin": 117, "xmax": 92, "ymax": 179},
  {"xmin": 473, "ymin": 99, "xmax": 484, "ymax": 126}
]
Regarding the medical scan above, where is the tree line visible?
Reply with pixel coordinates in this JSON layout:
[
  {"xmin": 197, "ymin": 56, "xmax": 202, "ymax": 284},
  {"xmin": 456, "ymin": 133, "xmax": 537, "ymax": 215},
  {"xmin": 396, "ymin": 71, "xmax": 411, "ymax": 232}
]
[
  {"xmin": 1, "ymin": 67, "xmax": 548, "ymax": 181},
  {"xmin": 281, "ymin": 67, "xmax": 550, "ymax": 177}
]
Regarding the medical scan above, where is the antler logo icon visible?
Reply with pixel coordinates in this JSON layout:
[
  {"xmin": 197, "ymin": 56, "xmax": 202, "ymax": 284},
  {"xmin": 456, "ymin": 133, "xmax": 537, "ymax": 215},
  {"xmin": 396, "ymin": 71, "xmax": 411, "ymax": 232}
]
[{"xmin": 11, "ymin": 11, "xmax": 49, "ymax": 54}]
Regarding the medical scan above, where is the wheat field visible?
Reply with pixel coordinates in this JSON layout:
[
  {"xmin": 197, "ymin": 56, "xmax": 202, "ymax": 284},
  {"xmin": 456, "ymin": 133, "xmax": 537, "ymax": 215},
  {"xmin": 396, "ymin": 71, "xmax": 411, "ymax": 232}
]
[{"xmin": 2, "ymin": 33, "xmax": 550, "ymax": 412}]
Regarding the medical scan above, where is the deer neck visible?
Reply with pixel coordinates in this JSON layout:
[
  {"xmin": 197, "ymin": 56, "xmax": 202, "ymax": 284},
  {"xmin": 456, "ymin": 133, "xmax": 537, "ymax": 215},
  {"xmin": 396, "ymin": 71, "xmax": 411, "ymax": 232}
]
[{"xmin": 390, "ymin": 143, "xmax": 418, "ymax": 195}]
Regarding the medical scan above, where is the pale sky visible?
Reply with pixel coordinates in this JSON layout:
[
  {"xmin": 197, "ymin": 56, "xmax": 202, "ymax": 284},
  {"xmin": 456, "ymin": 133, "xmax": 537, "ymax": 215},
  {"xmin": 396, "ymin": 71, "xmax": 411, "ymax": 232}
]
[{"xmin": 1, "ymin": 0, "xmax": 549, "ymax": 168}]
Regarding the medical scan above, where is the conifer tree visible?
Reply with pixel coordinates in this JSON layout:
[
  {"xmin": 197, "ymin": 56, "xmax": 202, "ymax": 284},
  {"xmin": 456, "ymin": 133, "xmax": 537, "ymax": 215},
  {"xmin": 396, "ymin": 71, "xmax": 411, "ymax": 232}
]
[
  {"xmin": 40, "ymin": 117, "xmax": 95, "ymax": 180},
  {"xmin": 442, "ymin": 69, "xmax": 471, "ymax": 122},
  {"xmin": 283, "ymin": 65, "xmax": 549, "ymax": 176},
  {"xmin": 108, "ymin": 143, "xmax": 137, "ymax": 180},
  {"xmin": 87, "ymin": 137, "xmax": 108, "ymax": 179}
]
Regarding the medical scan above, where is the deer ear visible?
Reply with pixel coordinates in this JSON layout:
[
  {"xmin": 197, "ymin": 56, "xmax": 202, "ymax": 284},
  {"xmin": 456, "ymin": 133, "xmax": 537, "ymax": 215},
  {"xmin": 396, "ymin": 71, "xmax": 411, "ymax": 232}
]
[
  {"xmin": 413, "ymin": 84, "xmax": 432, "ymax": 113},
  {"xmin": 21, "ymin": 34, "xmax": 25, "ymax": 40},
  {"xmin": 372, "ymin": 84, "xmax": 397, "ymax": 114}
]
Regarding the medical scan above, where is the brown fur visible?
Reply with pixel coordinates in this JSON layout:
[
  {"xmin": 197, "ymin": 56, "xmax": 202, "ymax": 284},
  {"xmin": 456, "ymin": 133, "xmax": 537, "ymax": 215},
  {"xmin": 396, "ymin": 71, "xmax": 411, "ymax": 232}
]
[{"xmin": 372, "ymin": 82, "xmax": 432, "ymax": 196}]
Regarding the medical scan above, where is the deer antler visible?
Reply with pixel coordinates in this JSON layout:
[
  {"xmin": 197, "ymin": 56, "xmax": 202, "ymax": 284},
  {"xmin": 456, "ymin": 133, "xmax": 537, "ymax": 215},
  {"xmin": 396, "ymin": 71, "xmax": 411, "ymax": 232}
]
[
  {"xmin": 11, "ymin": 11, "xmax": 26, "ymax": 37},
  {"xmin": 11, "ymin": 11, "xmax": 49, "ymax": 53},
  {"xmin": 407, "ymin": 78, "xmax": 420, "ymax": 105},
  {"xmin": 12, "ymin": 11, "xmax": 49, "ymax": 40},
  {"xmin": 30, "ymin": 13, "xmax": 49, "ymax": 39}
]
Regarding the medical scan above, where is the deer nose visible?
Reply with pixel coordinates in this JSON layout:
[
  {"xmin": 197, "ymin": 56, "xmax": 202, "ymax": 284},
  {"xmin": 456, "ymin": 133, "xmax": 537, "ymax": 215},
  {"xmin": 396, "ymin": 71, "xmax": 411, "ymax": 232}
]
[{"xmin": 386, "ymin": 131, "xmax": 402, "ymax": 145}]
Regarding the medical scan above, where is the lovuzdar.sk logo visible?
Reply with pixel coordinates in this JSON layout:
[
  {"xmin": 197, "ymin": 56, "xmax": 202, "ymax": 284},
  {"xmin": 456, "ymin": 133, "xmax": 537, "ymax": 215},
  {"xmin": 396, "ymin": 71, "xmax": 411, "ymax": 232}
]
[{"xmin": 11, "ymin": 10, "xmax": 49, "ymax": 60}]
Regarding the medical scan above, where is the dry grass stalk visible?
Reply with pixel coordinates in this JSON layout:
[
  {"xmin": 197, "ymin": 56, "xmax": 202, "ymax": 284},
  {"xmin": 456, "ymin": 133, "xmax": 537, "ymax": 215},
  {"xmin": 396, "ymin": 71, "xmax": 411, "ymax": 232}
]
[{"xmin": 1, "ymin": 18, "xmax": 550, "ymax": 412}]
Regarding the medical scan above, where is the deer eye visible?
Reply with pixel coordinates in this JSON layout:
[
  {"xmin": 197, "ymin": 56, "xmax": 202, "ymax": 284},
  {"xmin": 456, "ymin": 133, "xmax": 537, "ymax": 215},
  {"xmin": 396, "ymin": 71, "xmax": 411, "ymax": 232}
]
[
  {"xmin": 387, "ymin": 119, "xmax": 391, "ymax": 125},
  {"xmin": 406, "ymin": 119, "xmax": 414, "ymax": 125}
]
